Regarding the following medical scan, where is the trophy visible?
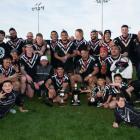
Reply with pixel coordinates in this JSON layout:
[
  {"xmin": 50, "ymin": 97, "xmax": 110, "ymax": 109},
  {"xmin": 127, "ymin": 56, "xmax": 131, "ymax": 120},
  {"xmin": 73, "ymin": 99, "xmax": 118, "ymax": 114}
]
[
  {"xmin": 58, "ymin": 89, "xmax": 65, "ymax": 105},
  {"xmin": 71, "ymin": 83, "xmax": 80, "ymax": 106},
  {"xmin": 90, "ymin": 96, "xmax": 95, "ymax": 103}
]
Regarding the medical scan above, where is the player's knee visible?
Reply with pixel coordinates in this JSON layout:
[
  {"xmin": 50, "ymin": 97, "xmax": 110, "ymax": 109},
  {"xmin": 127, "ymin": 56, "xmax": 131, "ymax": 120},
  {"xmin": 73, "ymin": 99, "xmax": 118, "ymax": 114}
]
[
  {"xmin": 109, "ymin": 101, "xmax": 116, "ymax": 109},
  {"xmin": 21, "ymin": 76, "xmax": 27, "ymax": 82}
]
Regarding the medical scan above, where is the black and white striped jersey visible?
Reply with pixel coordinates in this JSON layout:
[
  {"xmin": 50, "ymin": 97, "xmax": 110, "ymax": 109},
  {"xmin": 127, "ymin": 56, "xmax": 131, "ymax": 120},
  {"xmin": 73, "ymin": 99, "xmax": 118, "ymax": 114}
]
[
  {"xmin": 51, "ymin": 74, "xmax": 70, "ymax": 91},
  {"xmin": 115, "ymin": 104, "xmax": 140, "ymax": 127},
  {"xmin": 6, "ymin": 38, "xmax": 25, "ymax": 54},
  {"xmin": 73, "ymin": 38, "xmax": 88, "ymax": 51},
  {"xmin": 88, "ymin": 39, "xmax": 100, "ymax": 56},
  {"xmin": 92, "ymin": 85, "xmax": 111, "ymax": 98},
  {"xmin": 114, "ymin": 34, "xmax": 137, "ymax": 62},
  {"xmin": 75, "ymin": 56, "xmax": 99, "ymax": 78},
  {"xmin": 0, "ymin": 65, "xmax": 16, "ymax": 77},
  {"xmin": 55, "ymin": 40, "xmax": 76, "ymax": 57},
  {"xmin": 105, "ymin": 55, "xmax": 121, "ymax": 76},
  {"xmin": 46, "ymin": 39, "xmax": 59, "ymax": 68},
  {"xmin": 110, "ymin": 82, "xmax": 128, "ymax": 96},
  {"xmin": 20, "ymin": 53, "xmax": 40, "ymax": 79},
  {"xmin": 55, "ymin": 40, "xmax": 76, "ymax": 72}
]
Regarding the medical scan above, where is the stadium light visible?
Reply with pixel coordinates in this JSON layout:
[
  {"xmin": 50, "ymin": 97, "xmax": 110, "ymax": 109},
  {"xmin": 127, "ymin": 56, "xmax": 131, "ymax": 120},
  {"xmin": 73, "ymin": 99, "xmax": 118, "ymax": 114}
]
[
  {"xmin": 96, "ymin": 0, "xmax": 110, "ymax": 32},
  {"xmin": 32, "ymin": 2, "xmax": 45, "ymax": 33}
]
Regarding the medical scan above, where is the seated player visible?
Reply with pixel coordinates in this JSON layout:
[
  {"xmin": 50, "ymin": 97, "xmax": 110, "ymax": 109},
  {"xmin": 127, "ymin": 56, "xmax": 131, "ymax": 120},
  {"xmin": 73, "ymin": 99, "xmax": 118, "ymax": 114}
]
[
  {"xmin": 105, "ymin": 41, "xmax": 133, "ymax": 82},
  {"xmin": 110, "ymin": 54, "xmax": 133, "ymax": 82},
  {"xmin": 80, "ymin": 75, "xmax": 97, "ymax": 98},
  {"xmin": 20, "ymin": 44, "xmax": 40, "ymax": 98},
  {"xmin": 0, "ymin": 80, "xmax": 28, "ymax": 119},
  {"xmin": 45, "ymin": 65, "xmax": 70, "ymax": 105},
  {"xmin": 0, "ymin": 56, "xmax": 21, "ymax": 91},
  {"xmin": 113, "ymin": 94, "xmax": 140, "ymax": 128},
  {"xmin": 88, "ymin": 76, "xmax": 112, "ymax": 108},
  {"xmin": 71, "ymin": 47, "xmax": 99, "ymax": 89}
]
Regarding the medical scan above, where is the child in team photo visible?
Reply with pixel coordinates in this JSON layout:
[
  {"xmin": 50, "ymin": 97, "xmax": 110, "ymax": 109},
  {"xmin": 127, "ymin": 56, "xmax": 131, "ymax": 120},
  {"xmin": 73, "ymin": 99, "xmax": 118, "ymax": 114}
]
[
  {"xmin": 0, "ymin": 80, "xmax": 28, "ymax": 118},
  {"xmin": 113, "ymin": 94, "xmax": 140, "ymax": 128},
  {"xmin": 88, "ymin": 76, "xmax": 112, "ymax": 108}
]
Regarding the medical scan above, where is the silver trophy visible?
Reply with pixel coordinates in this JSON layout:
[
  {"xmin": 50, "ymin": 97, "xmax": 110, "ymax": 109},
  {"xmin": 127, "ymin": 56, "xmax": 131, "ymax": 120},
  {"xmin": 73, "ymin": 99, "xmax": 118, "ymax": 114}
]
[
  {"xmin": 71, "ymin": 83, "xmax": 80, "ymax": 106},
  {"xmin": 58, "ymin": 89, "xmax": 65, "ymax": 105}
]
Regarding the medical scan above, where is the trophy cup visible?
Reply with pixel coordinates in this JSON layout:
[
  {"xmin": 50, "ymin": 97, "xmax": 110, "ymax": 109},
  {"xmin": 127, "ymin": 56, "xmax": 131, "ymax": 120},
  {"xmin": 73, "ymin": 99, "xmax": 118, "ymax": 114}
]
[
  {"xmin": 71, "ymin": 83, "xmax": 80, "ymax": 106},
  {"xmin": 58, "ymin": 89, "xmax": 65, "ymax": 105}
]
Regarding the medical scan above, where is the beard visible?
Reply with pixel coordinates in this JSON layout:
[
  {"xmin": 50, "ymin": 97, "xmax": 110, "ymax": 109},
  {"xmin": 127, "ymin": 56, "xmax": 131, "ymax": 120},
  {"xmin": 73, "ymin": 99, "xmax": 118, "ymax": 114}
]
[{"xmin": 10, "ymin": 35, "xmax": 17, "ymax": 40}]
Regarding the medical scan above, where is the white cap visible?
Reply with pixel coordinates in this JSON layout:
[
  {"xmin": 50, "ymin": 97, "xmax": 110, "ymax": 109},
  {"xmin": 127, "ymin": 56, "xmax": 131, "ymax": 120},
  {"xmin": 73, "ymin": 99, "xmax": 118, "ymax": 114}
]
[{"xmin": 40, "ymin": 56, "xmax": 48, "ymax": 61}]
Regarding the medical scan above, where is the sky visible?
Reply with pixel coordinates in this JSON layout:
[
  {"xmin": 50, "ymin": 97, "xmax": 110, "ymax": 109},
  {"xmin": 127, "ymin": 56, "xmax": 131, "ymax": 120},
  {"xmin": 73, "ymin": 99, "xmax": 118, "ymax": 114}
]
[{"xmin": 0, "ymin": 0, "xmax": 139, "ymax": 40}]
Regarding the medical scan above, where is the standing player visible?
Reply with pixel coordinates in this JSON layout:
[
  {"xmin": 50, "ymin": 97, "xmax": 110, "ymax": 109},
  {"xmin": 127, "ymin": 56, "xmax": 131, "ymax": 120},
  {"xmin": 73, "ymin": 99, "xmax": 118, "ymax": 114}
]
[
  {"xmin": 46, "ymin": 31, "xmax": 59, "ymax": 69},
  {"xmin": 88, "ymin": 30, "xmax": 101, "ymax": 56},
  {"xmin": 33, "ymin": 33, "xmax": 47, "ymax": 56},
  {"xmin": 54, "ymin": 30, "xmax": 76, "ymax": 74},
  {"xmin": 6, "ymin": 28, "xmax": 25, "ymax": 55},
  {"xmin": 73, "ymin": 29, "xmax": 88, "ymax": 66},
  {"xmin": 114, "ymin": 25, "xmax": 137, "ymax": 62},
  {"xmin": 25, "ymin": 32, "xmax": 34, "ymax": 45}
]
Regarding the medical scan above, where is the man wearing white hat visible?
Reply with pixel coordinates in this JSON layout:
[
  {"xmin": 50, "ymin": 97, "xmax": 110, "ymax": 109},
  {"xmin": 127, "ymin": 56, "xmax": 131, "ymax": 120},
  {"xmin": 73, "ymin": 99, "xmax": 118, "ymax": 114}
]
[{"xmin": 34, "ymin": 55, "xmax": 54, "ymax": 105}]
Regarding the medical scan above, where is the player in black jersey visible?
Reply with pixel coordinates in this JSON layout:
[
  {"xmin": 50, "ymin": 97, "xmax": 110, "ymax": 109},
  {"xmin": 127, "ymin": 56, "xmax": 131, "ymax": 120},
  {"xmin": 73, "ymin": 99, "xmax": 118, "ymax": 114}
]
[
  {"xmin": 73, "ymin": 29, "xmax": 88, "ymax": 67},
  {"xmin": 45, "ymin": 66, "xmax": 70, "ymax": 104},
  {"xmin": 89, "ymin": 76, "xmax": 112, "ymax": 108},
  {"xmin": 54, "ymin": 30, "xmax": 76, "ymax": 73},
  {"xmin": 88, "ymin": 30, "xmax": 101, "ymax": 56},
  {"xmin": 6, "ymin": 28, "xmax": 25, "ymax": 55},
  {"xmin": 105, "ymin": 43, "xmax": 122, "ymax": 81},
  {"xmin": 20, "ymin": 44, "xmax": 40, "ymax": 98},
  {"xmin": 71, "ymin": 47, "xmax": 99, "ymax": 88},
  {"xmin": 101, "ymin": 30, "xmax": 112, "ymax": 53},
  {"xmin": 0, "ymin": 56, "xmax": 21, "ymax": 91},
  {"xmin": 114, "ymin": 25, "xmax": 137, "ymax": 62},
  {"xmin": 24, "ymin": 32, "xmax": 34, "ymax": 45},
  {"xmin": 33, "ymin": 33, "xmax": 47, "ymax": 56},
  {"xmin": 46, "ymin": 31, "xmax": 59, "ymax": 68}
]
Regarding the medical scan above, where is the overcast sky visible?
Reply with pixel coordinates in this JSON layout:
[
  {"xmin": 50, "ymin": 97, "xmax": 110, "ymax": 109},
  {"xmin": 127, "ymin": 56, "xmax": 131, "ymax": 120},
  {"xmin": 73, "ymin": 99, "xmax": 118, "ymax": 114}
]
[{"xmin": 0, "ymin": 0, "xmax": 139, "ymax": 40}]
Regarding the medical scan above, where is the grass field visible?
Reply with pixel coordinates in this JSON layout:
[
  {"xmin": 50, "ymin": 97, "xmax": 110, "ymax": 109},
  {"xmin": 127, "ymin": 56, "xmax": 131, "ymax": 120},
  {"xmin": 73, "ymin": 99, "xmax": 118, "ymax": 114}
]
[{"xmin": 0, "ymin": 95, "xmax": 140, "ymax": 140}]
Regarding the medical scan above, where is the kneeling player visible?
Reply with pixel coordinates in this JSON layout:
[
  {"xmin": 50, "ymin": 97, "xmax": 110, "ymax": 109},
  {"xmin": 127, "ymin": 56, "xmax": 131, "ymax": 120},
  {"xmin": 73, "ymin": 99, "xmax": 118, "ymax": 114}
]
[{"xmin": 45, "ymin": 65, "xmax": 70, "ymax": 105}]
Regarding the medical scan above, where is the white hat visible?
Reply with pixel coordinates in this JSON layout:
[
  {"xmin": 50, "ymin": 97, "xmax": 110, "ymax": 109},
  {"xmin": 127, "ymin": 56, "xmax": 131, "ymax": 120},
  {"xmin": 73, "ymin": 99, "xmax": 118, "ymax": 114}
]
[{"xmin": 40, "ymin": 56, "xmax": 48, "ymax": 61}]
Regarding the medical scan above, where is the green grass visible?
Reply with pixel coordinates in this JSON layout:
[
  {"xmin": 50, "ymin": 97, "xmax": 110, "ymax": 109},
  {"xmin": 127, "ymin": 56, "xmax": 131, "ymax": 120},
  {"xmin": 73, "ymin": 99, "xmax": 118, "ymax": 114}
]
[{"xmin": 0, "ymin": 95, "xmax": 140, "ymax": 140}]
